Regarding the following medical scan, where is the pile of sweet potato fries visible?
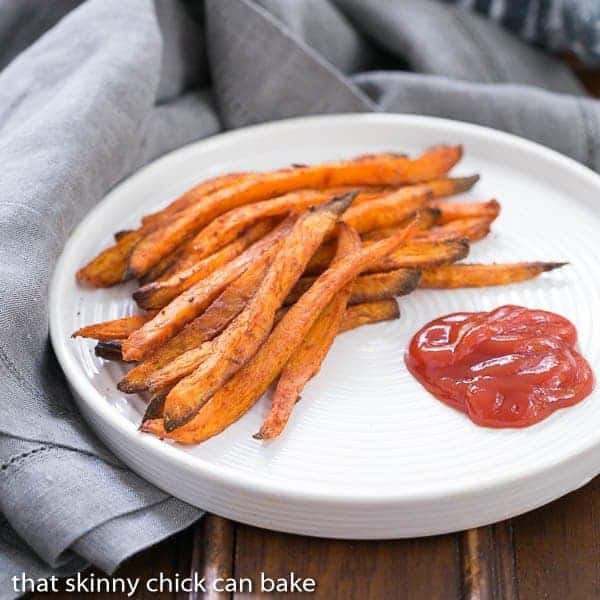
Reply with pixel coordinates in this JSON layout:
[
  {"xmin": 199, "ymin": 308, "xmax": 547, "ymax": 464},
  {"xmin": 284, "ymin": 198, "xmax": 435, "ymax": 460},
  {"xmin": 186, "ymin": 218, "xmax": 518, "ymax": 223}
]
[{"xmin": 73, "ymin": 147, "xmax": 565, "ymax": 443}]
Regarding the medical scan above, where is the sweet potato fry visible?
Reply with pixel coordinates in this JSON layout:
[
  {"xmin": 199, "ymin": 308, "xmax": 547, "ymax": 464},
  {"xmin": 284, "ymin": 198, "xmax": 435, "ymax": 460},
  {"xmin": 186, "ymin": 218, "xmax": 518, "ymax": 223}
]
[
  {"xmin": 305, "ymin": 238, "xmax": 469, "ymax": 275},
  {"xmin": 286, "ymin": 268, "xmax": 421, "ymax": 306},
  {"xmin": 429, "ymin": 198, "xmax": 500, "ymax": 225},
  {"xmin": 141, "ymin": 173, "xmax": 249, "ymax": 227},
  {"xmin": 189, "ymin": 175, "xmax": 476, "ymax": 260},
  {"xmin": 189, "ymin": 190, "xmax": 338, "ymax": 258},
  {"xmin": 138, "ymin": 298, "xmax": 402, "ymax": 423},
  {"xmin": 141, "ymin": 393, "xmax": 167, "ymax": 424},
  {"xmin": 342, "ymin": 185, "xmax": 433, "ymax": 233},
  {"xmin": 339, "ymin": 298, "xmax": 400, "ymax": 332},
  {"xmin": 94, "ymin": 340, "xmax": 123, "ymax": 361},
  {"xmin": 422, "ymin": 174, "xmax": 479, "ymax": 198},
  {"xmin": 416, "ymin": 217, "xmax": 493, "ymax": 242},
  {"xmin": 351, "ymin": 175, "xmax": 478, "ymax": 208},
  {"xmin": 99, "ymin": 296, "xmax": 405, "ymax": 368},
  {"xmin": 162, "ymin": 194, "xmax": 355, "ymax": 431},
  {"xmin": 420, "ymin": 262, "xmax": 567, "ymax": 288},
  {"xmin": 76, "ymin": 230, "xmax": 144, "ymax": 287},
  {"xmin": 147, "ymin": 342, "xmax": 214, "ymax": 394},
  {"xmin": 127, "ymin": 146, "xmax": 462, "ymax": 277},
  {"xmin": 77, "ymin": 174, "xmax": 246, "ymax": 287},
  {"xmin": 118, "ymin": 253, "xmax": 271, "ymax": 393},
  {"xmin": 122, "ymin": 216, "xmax": 297, "ymax": 361},
  {"xmin": 114, "ymin": 229, "xmax": 134, "ymax": 242},
  {"xmin": 256, "ymin": 224, "xmax": 361, "ymax": 439},
  {"xmin": 306, "ymin": 206, "xmax": 440, "ymax": 273},
  {"xmin": 370, "ymin": 239, "xmax": 469, "ymax": 273},
  {"xmin": 72, "ymin": 313, "xmax": 156, "ymax": 341},
  {"xmin": 361, "ymin": 207, "xmax": 441, "ymax": 241},
  {"xmin": 142, "ymin": 217, "xmax": 421, "ymax": 443},
  {"xmin": 133, "ymin": 219, "xmax": 274, "ymax": 310}
]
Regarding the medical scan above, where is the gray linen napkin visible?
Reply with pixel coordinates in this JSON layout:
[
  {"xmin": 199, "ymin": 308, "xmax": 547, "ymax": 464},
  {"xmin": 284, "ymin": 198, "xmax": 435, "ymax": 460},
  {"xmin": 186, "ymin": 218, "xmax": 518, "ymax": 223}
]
[{"xmin": 1, "ymin": 0, "xmax": 599, "ymax": 596}]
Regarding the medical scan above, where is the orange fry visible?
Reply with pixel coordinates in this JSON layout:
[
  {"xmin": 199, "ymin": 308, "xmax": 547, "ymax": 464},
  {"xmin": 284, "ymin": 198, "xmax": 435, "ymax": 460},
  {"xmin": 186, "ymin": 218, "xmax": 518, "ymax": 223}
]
[
  {"xmin": 76, "ymin": 231, "xmax": 143, "ymax": 287},
  {"xmin": 416, "ymin": 217, "xmax": 493, "ymax": 242},
  {"xmin": 342, "ymin": 185, "xmax": 433, "ymax": 233},
  {"xmin": 118, "ymin": 253, "xmax": 271, "ymax": 393},
  {"xmin": 339, "ymin": 298, "xmax": 400, "ymax": 333},
  {"xmin": 420, "ymin": 262, "xmax": 566, "ymax": 288},
  {"xmin": 77, "ymin": 174, "xmax": 246, "ymax": 287},
  {"xmin": 127, "ymin": 146, "xmax": 462, "ymax": 277},
  {"xmin": 141, "ymin": 173, "xmax": 249, "ymax": 227},
  {"xmin": 286, "ymin": 268, "xmax": 421, "ymax": 306},
  {"xmin": 162, "ymin": 195, "xmax": 355, "ymax": 431},
  {"xmin": 133, "ymin": 219, "xmax": 275, "ymax": 310},
  {"xmin": 429, "ymin": 198, "xmax": 500, "ymax": 225},
  {"xmin": 142, "ymin": 217, "xmax": 421, "ymax": 444},
  {"xmin": 361, "ymin": 207, "xmax": 441, "ymax": 241},
  {"xmin": 189, "ymin": 190, "xmax": 338, "ymax": 258},
  {"xmin": 72, "ymin": 313, "xmax": 156, "ymax": 341},
  {"xmin": 306, "ymin": 238, "xmax": 469, "ymax": 275},
  {"xmin": 256, "ymin": 224, "xmax": 361, "ymax": 439},
  {"xmin": 122, "ymin": 216, "xmax": 296, "ymax": 361},
  {"xmin": 139, "ymin": 298, "xmax": 401, "ymax": 425}
]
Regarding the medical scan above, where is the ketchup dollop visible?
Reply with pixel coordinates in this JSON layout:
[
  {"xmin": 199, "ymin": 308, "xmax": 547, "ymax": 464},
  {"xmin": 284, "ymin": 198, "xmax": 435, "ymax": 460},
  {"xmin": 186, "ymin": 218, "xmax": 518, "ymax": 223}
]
[{"xmin": 405, "ymin": 305, "xmax": 594, "ymax": 428}]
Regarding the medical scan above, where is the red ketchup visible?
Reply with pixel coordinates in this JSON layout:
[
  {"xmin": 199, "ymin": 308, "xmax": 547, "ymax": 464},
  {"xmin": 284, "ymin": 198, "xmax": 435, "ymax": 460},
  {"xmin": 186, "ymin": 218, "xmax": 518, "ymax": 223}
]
[{"xmin": 405, "ymin": 305, "xmax": 594, "ymax": 428}]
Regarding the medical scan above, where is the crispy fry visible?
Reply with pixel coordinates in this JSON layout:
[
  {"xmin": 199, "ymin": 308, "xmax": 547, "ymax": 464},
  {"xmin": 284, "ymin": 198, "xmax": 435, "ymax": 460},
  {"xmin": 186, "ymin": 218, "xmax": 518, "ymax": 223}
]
[
  {"xmin": 147, "ymin": 342, "xmax": 213, "ymax": 394},
  {"xmin": 286, "ymin": 268, "xmax": 421, "ymax": 305},
  {"xmin": 371, "ymin": 239, "xmax": 469, "ymax": 272},
  {"xmin": 342, "ymin": 185, "xmax": 433, "ymax": 233},
  {"xmin": 429, "ymin": 198, "xmax": 500, "ymax": 225},
  {"xmin": 189, "ymin": 190, "xmax": 337, "ymax": 258},
  {"xmin": 256, "ymin": 224, "xmax": 361, "ymax": 439},
  {"xmin": 420, "ymin": 262, "xmax": 567, "ymax": 288},
  {"xmin": 189, "ymin": 176, "xmax": 476, "ymax": 260},
  {"xmin": 118, "ymin": 253, "xmax": 271, "ymax": 393},
  {"xmin": 141, "ymin": 394, "xmax": 167, "ymax": 424},
  {"xmin": 162, "ymin": 195, "xmax": 355, "ymax": 431},
  {"xmin": 352, "ymin": 176, "xmax": 478, "ymax": 208},
  {"xmin": 416, "ymin": 217, "xmax": 493, "ymax": 242},
  {"xmin": 127, "ymin": 147, "xmax": 462, "ymax": 277},
  {"xmin": 139, "ymin": 299, "xmax": 401, "ymax": 425},
  {"xmin": 361, "ymin": 207, "xmax": 441, "ymax": 241},
  {"xmin": 138, "ymin": 239, "xmax": 196, "ymax": 285},
  {"xmin": 94, "ymin": 340, "xmax": 123, "ymax": 361},
  {"xmin": 339, "ymin": 298, "xmax": 400, "ymax": 333},
  {"xmin": 422, "ymin": 174, "xmax": 479, "ymax": 198},
  {"xmin": 122, "ymin": 216, "xmax": 297, "ymax": 361},
  {"xmin": 77, "ymin": 174, "xmax": 246, "ymax": 287},
  {"xmin": 306, "ymin": 206, "xmax": 439, "ymax": 272},
  {"xmin": 306, "ymin": 238, "xmax": 469, "ymax": 275},
  {"xmin": 133, "ymin": 219, "xmax": 275, "ymax": 310},
  {"xmin": 76, "ymin": 230, "xmax": 144, "ymax": 287},
  {"xmin": 114, "ymin": 229, "xmax": 133, "ymax": 242},
  {"xmin": 141, "ymin": 173, "xmax": 249, "ymax": 227},
  {"xmin": 72, "ymin": 313, "xmax": 156, "ymax": 341},
  {"xmin": 142, "ymin": 217, "xmax": 421, "ymax": 443}
]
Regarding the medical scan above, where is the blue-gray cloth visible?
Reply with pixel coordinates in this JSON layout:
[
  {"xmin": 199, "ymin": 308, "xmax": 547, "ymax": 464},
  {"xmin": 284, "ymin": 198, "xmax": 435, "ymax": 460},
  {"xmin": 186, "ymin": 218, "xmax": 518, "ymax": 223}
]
[
  {"xmin": 0, "ymin": 0, "xmax": 598, "ymax": 597},
  {"xmin": 442, "ymin": 0, "xmax": 600, "ymax": 66}
]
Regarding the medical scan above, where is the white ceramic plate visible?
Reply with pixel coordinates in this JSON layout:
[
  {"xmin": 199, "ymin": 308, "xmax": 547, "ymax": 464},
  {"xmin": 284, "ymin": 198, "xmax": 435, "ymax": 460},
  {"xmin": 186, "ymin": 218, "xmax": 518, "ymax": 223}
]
[{"xmin": 50, "ymin": 114, "xmax": 600, "ymax": 538}]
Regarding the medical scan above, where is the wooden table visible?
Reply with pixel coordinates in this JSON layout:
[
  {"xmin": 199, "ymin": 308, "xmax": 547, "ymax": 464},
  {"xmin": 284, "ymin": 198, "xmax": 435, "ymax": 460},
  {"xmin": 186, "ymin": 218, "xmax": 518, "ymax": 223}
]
[{"xmin": 31, "ymin": 474, "xmax": 600, "ymax": 599}]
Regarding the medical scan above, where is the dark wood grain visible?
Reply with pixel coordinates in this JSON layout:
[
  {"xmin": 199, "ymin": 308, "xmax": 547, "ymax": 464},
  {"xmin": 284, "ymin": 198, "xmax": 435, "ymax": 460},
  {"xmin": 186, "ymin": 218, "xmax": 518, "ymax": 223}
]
[
  {"xmin": 511, "ymin": 477, "xmax": 600, "ymax": 600},
  {"xmin": 232, "ymin": 525, "xmax": 461, "ymax": 599},
  {"xmin": 177, "ymin": 515, "xmax": 235, "ymax": 600},
  {"xmin": 459, "ymin": 523, "xmax": 518, "ymax": 600}
]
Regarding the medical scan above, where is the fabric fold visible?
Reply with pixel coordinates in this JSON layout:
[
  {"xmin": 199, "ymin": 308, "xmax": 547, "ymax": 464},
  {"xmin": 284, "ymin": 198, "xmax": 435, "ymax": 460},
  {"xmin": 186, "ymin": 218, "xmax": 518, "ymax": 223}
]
[{"xmin": 204, "ymin": 0, "xmax": 373, "ymax": 129}]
